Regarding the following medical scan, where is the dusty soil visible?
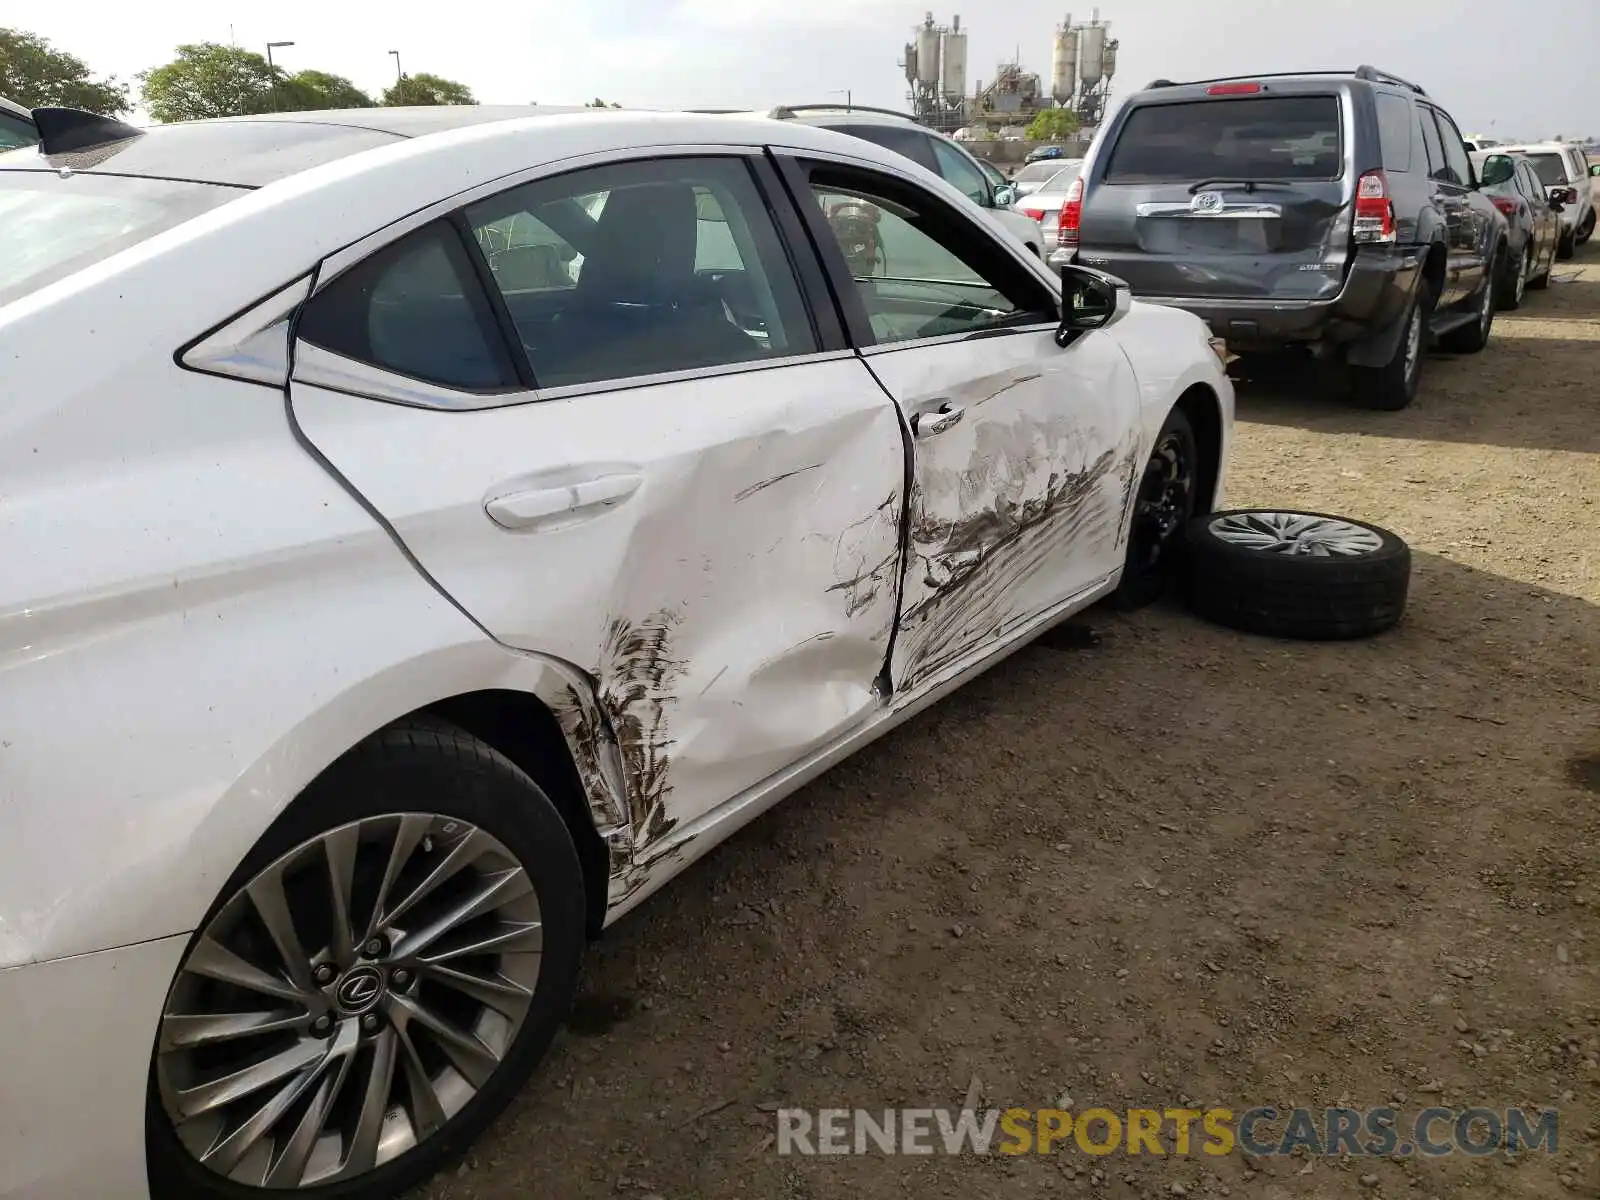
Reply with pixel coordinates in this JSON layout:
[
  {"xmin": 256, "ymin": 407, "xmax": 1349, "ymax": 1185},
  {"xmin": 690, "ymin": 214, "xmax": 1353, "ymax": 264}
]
[{"xmin": 424, "ymin": 243, "xmax": 1600, "ymax": 1200}]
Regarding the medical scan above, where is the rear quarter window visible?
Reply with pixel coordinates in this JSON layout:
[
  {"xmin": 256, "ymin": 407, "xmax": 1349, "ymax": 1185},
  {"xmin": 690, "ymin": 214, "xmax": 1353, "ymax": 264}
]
[
  {"xmin": 1374, "ymin": 92, "xmax": 1413, "ymax": 172},
  {"xmin": 1104, "ymin": 95, "xmax": 1342, "ymax": 182}
]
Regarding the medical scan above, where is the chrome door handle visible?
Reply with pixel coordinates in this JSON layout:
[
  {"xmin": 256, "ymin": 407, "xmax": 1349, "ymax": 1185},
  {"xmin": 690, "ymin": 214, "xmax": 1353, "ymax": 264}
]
[
  {"xmin": 485, "ymin": 472, "xmax": 642, "ymax": 530},
  {"xmin": 911, "ymin": 405, "xmax": 965, "ymax": 438}
]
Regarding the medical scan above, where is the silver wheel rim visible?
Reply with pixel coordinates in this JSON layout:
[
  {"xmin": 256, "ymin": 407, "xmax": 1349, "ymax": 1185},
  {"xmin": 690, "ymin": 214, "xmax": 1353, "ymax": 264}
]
[
  {"xmin": 156, "ymin": 813, "xmax": 542, "ymax": 1189},
  {"xmin": 1480, "ymin": 274, "xmax": 1494, "ymax": 333},
  {"xmin": 1210, "ymin": 512, "xmax": 1384, "ymax": 557},
  {"xmin": 1403, "ymin": 304, "xmax": 1422, "ymax": 383},
  {"xmin": 1515, "ymin": 251, "xmax": 1529, "ymax": 303}
]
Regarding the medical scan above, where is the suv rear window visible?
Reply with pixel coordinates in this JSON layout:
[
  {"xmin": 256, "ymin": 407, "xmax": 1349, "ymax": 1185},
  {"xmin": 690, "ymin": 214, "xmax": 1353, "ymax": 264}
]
[
  {"xmin": 822, "ymin": 123, "xmax": 938, "ymax": 173},
  {"xmin": 1104, "ymin": 96, "xmax": 1342, "ymax": 182},
  {"xmin": 1525, "ymin": 153, "xmax": 1569, "ymax": 186},
  {"xmin": 0, "ymin": 169, "xmax": 241, "ymax": 307}
]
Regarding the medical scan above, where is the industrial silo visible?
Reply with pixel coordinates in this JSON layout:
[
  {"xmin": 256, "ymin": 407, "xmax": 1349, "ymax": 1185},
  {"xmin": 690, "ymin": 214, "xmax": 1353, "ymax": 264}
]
[
  {"xmin": 916, "ymin": 14, "xmax": 942, "ymax": 86},
  {"xmin": 941, "ymin": 16, "xmax": 968, "ymax": 99},
  {"xmin": 1050, "ymin": 18, "xmax": 1078, "ymax": 104},
  {"xmin": 1078, "ymin": 21, "xmax": 1106, "ymax": 88},
  {"xmin": 1100, "ymin": 38, "xmax": 1118, "ymax": 85}
]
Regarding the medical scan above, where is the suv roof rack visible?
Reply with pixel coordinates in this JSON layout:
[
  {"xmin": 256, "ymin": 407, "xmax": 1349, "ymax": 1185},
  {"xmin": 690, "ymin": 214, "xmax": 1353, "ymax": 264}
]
[
  {"xmin": 767, "ymin": 103, "xmax": 920, "ymax": 123},
  {"xmin": 1143, "ymin": 66, "xmax": 1427, "ymax": 97}
]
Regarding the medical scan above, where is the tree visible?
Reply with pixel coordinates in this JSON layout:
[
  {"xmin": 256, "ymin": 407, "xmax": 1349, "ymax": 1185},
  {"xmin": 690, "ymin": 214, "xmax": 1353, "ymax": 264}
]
[
  {"xmin": 281, "ymin": 70, "xmax": 373, "ymax": 111},
  {"xmin": 585, "ymin": 97, "xmax": 622, "ymax": 109},
  {"xmin": 0, "ymin": 27, "xmax": 129, "ymax": 114},
  {"xmin": 381, "ymin": 73, "xmax": 475, "ymax": 107},
  {"xmin": 1026, "ymin": 107, "xmax": 1080, "ymax": 142},
  {"xmin": 139, "ymin": 43, "xmax": 276, "ymax": 122}
]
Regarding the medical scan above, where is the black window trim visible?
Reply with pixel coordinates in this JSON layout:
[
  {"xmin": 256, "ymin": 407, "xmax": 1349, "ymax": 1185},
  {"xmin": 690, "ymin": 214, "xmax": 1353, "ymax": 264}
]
[
  {"xmin": 291, "ymin": 146, "xmax": 853, "ymax": 411},
  {"xmin": 768, "ymin": 149, "xmax": 1061, "ymax": 354}
]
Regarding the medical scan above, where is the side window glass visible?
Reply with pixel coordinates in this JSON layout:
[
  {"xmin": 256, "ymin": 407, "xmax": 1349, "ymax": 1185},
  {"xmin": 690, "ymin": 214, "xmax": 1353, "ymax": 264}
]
[
  {"xmin": 929, "ymin": 137, "xmax": 990, "ymax": 205},
  {"xmin": 1517, "ymin": 165, "xmax": 1541, "ymax": 206},
  {"xmin": 465, "ymin": 157, "xmax": 817, "ymax": 390},
  {"xmin": 1375, "ymin": 93, "xmax": 1413, "ymax": 172},
  {"xmin": 1416, "ymin": 107, "xmax": 1445, "ymax": 181},
  {"xmin": 831, "ymin": 124, "xmax": 940, "ymax": 172},
  {"xmin": 806, "ymin": 170, "xmax": 1056, "ymax": 345},
  {"xmin": 1432, "ymin": 109, "xmax": 1472, "ymax": 187},
  {"xmin": 297, "ymin": 220, "xmax": 518, "ymax": 391}
]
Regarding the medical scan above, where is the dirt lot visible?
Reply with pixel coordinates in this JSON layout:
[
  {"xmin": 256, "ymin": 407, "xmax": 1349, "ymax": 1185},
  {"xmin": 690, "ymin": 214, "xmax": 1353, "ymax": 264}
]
[{"xmin": 424, "ymin": 243, "xmax": 1600, "ymax": 1200}]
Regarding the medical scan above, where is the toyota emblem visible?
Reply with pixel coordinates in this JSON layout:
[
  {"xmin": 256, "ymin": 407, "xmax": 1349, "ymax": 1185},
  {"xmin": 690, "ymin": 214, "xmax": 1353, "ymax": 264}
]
[{"xmin": 1190, "ymin": 191, "xmax": 1224, "ymax": 214}]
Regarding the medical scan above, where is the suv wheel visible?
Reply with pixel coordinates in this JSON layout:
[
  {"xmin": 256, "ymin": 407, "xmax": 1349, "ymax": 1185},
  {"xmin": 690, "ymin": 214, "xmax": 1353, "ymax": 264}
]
[
  {"xmin": 1557, "ymin": 228, "xmax": 1576, "ymax": 260},
  {"xmin": 1577, "ymin": 209, "xmax": 1595, "ymax": 246},
  {"xmin": 1349, "ymin": 280, "xmax": 1430, "ymax": 411},
  {"xmin": 1439, "ymin": 256, "xmax": 1498, "ymax": 354}
]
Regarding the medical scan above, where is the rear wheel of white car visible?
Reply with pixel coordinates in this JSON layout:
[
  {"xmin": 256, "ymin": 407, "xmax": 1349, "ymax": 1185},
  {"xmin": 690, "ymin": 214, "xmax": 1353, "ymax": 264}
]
[
  {"xmin": 1112, "ymin": 406, "xmax": 1198, "ymax": 610},
  {"xmin": 1181, "ymin": 510, "xmax": 1411, "ymax": 640},
  {"xmin": 147, "ymin": 720, "xmax": 585, "ymax": 1199},
  {"xmin": 1577, "ymin": 210, "xmax": 1595, "ymax": 246},
  {"xmin": 1557, "ymin": 229, "xmax": 1576, "ymax": 260}
]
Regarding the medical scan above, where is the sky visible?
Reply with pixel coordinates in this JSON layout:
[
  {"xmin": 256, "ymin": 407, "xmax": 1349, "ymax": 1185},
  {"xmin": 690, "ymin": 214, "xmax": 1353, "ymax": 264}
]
[{"xmin": 17, "ymin": 0, "xmax": 1600, "ymax": 140}]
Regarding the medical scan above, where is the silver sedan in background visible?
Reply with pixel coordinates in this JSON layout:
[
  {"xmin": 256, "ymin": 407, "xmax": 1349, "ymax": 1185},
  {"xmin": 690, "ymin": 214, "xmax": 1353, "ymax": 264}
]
[{"xmin": 1013, "ymin": 161, "xmax": 1084, "ymax": 243}]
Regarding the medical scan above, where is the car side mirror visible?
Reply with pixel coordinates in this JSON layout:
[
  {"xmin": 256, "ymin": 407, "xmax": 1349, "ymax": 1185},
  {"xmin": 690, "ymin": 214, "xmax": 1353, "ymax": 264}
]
[
  {"xmin": 1547, "ymin": 186, "xmax": 1572, "ymax": 210},
  {"xmin": 1479, "ymin": 155, "xmax": 1514, "ymax": 187},
  {"xmin": 1591, "ymin": 163, "xmax": 1600, "ymax": 177},
  {"xmin": 1056, "ymin": 263, "xmax": 1132, "ymax": 348},
  {"xmin": 993, "ymin": 184, "xmax": 1016, "ymax": 207}
]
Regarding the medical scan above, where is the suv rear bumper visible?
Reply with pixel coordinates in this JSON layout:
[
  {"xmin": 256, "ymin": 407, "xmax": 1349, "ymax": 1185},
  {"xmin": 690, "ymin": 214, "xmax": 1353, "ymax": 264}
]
[{"xmin": 1134, "ymin": 247, "xmax": 1424, "ymax": 353}]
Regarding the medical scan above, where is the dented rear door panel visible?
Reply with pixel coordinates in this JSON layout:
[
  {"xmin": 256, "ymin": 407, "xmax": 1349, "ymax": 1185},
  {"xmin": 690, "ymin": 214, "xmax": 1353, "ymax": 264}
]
[{"xmin": 289, "ymin": 358, "xmax": 904, "ymax": 852}]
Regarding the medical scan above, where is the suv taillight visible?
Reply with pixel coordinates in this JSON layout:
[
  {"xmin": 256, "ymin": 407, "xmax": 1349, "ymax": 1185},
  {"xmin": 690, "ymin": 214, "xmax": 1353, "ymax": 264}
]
[
  {"xmin": 1490, "ymin": 196, "xmax": 1517, "ymax": 219},
  {"xmin": 1353, "ymin": 169, "xmax": 1396, "ymax": 245},
  {"xmin": 1057, "ymin": 175, "xmax": 1084, "ymax": 247}
]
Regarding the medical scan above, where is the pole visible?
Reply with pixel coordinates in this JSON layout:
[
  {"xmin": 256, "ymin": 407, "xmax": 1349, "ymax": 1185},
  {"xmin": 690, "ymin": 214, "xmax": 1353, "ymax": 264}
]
[
  {"xmin": 390, "ymin": 51, "xmax": 403, "ymax": 84},
  {"xmin": 266, "ymin": 41, "xmax": 294, "ymax": 113}
]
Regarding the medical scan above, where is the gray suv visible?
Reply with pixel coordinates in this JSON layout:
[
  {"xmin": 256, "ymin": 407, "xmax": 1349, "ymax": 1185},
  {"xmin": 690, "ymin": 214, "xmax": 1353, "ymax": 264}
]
[{"xmin": 1064, "ymin": 66, "xmax": 1507, "ymax": 410}]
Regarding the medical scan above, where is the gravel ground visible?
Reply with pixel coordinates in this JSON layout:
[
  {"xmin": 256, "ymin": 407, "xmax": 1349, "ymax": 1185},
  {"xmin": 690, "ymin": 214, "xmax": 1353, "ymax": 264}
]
[{"xmin": 423, "ymin": 241, "xmax": 1600, "ymax": 1200}]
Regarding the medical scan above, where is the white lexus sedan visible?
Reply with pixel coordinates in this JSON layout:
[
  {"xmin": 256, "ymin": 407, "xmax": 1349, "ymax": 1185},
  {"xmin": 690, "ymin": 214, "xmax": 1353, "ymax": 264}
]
[{"xmin": 0, "ymin": 104, "xmax": 1232, "ymax": 1199}]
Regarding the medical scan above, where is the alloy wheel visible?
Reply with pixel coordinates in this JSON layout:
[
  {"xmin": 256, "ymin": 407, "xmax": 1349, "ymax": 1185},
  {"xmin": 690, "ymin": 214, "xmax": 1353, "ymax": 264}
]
[
  {"xmin": 1129, "ymin": 429, "xmax": 1195, "ymax": 571},
  {"xmin": 156, "ymin": 813, "xmax": 543, "ymax": 1189},
  {"xmin": 1209, "ymin": 512, "xmax": 1384, "ymax": 557}
]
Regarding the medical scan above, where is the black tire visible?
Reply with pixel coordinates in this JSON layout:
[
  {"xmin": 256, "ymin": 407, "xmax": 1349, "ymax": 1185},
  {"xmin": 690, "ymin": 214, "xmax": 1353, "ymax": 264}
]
[
  {"xmin": 1528, "ymin": 246, "xmax": 1552, "ymax": 290},
  {"xmin": 1112, "ymin": 405, "xmax": 1200, "ymax": 610},
  {"xmin": 1438, "ymin": 254, "xmax": 1498, "ymax": 354},
  {"xmin": 1348, "ymin": 280, "xmax": 1430, "ymax": 411},
  {"xmin": 1557, "ymin": 229, "xmax": 1575, "ymax": 260},
  {"xmin": 1495, "ymin": 244, "xmax": 1530, "ymax": 311},
  {"xmin": 1578, "ymin": 209, "xmax": 1595, "ymax": 246},
  {"xmin": 1182, "ymin": 509, "xmax": 1411, "ymax": 640},
  {"xmin": 146, "ymin": 719, "xmax": 587, "ymax": 1200}
]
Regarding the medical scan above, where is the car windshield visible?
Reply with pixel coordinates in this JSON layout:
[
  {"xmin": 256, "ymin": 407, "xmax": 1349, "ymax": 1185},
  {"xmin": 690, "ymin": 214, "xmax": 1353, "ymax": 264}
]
[
  {"xmin": 1524, "ymin": 153, "xmax": 1569, "ymax": 186},
  {"xmin": 0, "ymin": 109, "xmax": 37, "ymax": 151},
  {"xmin": 1105, "ymin": 95, "xmax": 1342, "ymax": 182},
  {"xmin": 0, "ymin": 167, "xmax": 241, "ymax": 307}
]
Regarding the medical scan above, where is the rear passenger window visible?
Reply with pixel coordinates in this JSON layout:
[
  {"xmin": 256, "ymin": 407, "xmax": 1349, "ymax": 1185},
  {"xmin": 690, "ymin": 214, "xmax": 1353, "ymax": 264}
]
[
  {"xmin": 1416, "ymin": 108, "xmax": 1446, "ymax": 180},
  {"xmin": 1375, "ymin": 93, "xmax": 1412, "ymax": 172},
  {"xmin": 297, "ymin": 220, "xmax": 519, "ymax": 391},
  {"xmin": 1431, "ymin": 109, "xmax": 1473, "ymax": 187},
  {"xmin": 1104, "ymin": 96, "xmax": 1341, "ymax": 181},
  {"xmin": 464, "ymin": 156, "xmax": 818, "ymax": 390},
  {"xmin": 828, "ymin": 124, "xmax": 940, "ymax": 173},
  {"xmin": 929, "ymin": 138, "xmax": 989, "ymax": 205}
]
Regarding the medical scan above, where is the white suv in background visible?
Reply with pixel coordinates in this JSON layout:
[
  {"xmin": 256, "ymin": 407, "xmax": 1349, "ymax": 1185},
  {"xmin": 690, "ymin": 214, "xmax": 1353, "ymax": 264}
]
[
  {"xmin": 1494, "ymin": 141, "xmax": 1596, "ymax": 256},
  {"xmin": 746, "ymin": 105, "xmax": 1048, "ymax": 257}
]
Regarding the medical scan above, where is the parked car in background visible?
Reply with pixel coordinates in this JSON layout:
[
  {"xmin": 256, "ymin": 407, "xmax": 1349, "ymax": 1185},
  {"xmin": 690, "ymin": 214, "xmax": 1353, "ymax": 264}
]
[
  {"xmin": 756, "ymin": 104, "xmax": 1045, "ymax": 256},
  {"xmin": 1463, "ymin": 135, "xmax": 1501, "ymax": 152},
  {"xmin": 1016, "ymin": 162, "xmax": 1085, "ymax": 241},
  {"xmin": 1491, "ymin": 141, "xmax": 1595, "ymax": 255},
  {"xmin": 1064, "ymin": 65, "xmax": 1508, "ymax": 411},
  {"xmin": 1025, "ymin": 144, "xmax": 1067, "ymax": 163},
  {"xmin": 0, "ymin": 102, "xmax": 1233, "ymax": 1200},
  {"xmin": 0, "ymin": 96, "xmax": 38, "ymax": 149},
  {"xmin": 1471, "ymin": 150, "xmax": 1560, "ymax": 306},
  {"xmin": 1011, "ymin": 158, "xmax": 1082, "ymax": 199}
]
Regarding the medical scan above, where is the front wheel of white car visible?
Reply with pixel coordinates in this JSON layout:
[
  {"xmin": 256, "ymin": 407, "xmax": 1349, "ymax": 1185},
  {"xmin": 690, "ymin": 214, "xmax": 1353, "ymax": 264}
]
[{"xmin": 146, "ymin": 720, "xmax": 586, "ymax": 1199}]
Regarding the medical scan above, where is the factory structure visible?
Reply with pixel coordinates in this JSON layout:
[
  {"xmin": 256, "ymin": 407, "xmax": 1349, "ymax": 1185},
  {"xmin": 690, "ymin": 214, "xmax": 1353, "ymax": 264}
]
[{"xmin": 899, "ymin": 11, "xmax": 1119, "ymax": 137}]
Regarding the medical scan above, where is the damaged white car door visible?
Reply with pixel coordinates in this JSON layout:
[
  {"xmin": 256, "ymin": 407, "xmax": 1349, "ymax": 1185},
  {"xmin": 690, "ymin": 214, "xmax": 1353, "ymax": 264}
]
[
  {"xmin": 287, "ymin": 151, "xmax": 906, "ymax": 854},
  {"xmin": 781, "ymin": 153, "xmax": 1143, "ymax": 692}
]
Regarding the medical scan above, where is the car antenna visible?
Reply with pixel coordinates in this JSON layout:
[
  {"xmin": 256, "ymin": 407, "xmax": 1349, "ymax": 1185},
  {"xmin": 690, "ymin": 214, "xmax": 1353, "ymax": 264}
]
[{"xmin": 31, "ymin": 107, "xmax": 144, "ymax": 155}]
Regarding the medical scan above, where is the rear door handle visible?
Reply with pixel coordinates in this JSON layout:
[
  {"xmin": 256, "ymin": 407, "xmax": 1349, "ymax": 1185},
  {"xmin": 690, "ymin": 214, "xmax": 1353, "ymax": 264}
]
[
  {"xmin": 485, "ymin": 472, "xmax": 642, "ymax": 530},
  {"xmin": 911, "ymin": 404, "xmax": 965, "ymax": 438}
]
